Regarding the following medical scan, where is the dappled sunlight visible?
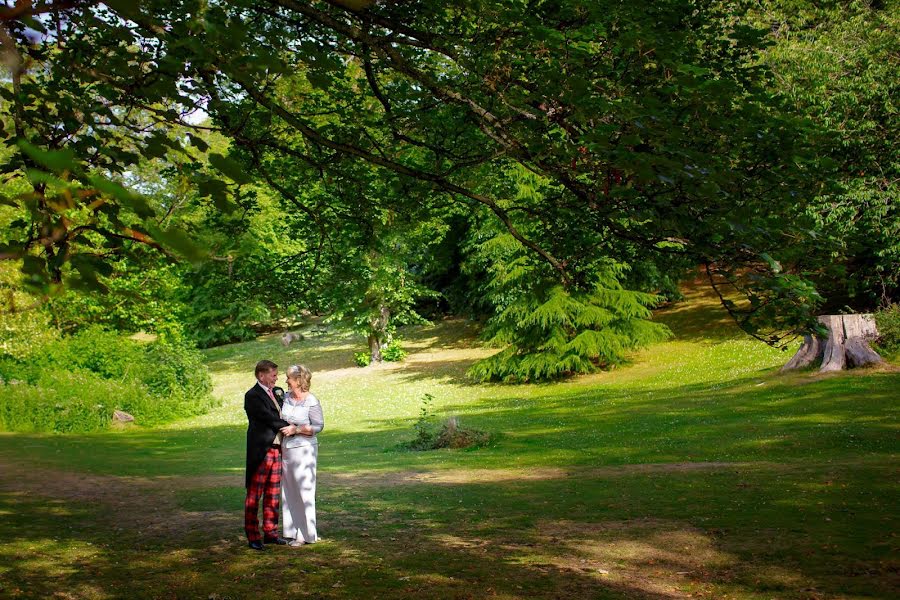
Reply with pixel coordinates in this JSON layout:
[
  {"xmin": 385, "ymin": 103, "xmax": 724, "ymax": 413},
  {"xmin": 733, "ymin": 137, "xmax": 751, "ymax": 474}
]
[
  {"xmin": 1, "ymin": 290, "xmax": 897, "ymax": 598},
  {"xmin": 533, "ymin": 519, "xmax": 738, "ymax": 598}
]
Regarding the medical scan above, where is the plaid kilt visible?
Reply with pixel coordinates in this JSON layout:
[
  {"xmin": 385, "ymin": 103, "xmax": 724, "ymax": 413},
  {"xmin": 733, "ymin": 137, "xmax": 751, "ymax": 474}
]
[{"xmin": 244, "ymin": 446, "xmax": 282, "ymax": 542}]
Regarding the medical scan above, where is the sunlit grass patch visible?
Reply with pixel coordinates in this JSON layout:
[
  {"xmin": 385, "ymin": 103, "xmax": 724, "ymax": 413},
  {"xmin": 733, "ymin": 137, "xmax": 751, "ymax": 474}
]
[{"xmin": 0, "ymin": 282, "xmax": 897, "ymax": 599}]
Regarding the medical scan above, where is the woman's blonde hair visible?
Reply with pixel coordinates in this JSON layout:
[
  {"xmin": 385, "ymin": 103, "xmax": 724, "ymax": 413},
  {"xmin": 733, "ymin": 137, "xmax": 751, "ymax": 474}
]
[{"xmin": 286, "ymin": 364, "xmax": 312, "ymax": 392}]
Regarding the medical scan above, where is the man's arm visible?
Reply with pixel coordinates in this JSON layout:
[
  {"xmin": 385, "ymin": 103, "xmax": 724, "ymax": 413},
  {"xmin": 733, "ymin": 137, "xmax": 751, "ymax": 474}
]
[{"xmin": 244, "ymin": 391, "xmax": 290, "ymax": 430}]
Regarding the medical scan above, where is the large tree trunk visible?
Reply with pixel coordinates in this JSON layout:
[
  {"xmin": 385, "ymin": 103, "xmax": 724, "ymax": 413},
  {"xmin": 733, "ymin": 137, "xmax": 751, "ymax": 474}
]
[
  {"xmin": 780, "ymin": 334, "xmax": 825, "ymax": 372},
  {"xmin": 783, "ymin": 314, "xmax": 883, "ymax": 373},
  {"xmin": 368, "ymin": 333, "xmax": 383, "ymax": 363},
  {"xmin": 367, "ymin": 305, "xmax": 391, "ymax": 363},
  {"xmin": 842, "ymin": 313, "xmax": 884, "ymax": 368}
]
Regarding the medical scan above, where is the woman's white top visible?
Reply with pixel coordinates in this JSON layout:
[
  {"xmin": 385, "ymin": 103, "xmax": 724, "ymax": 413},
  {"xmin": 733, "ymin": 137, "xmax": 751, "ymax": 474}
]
[{"xmin": 281, "ymin": 392, "xmax": 324, "ymax": 449}]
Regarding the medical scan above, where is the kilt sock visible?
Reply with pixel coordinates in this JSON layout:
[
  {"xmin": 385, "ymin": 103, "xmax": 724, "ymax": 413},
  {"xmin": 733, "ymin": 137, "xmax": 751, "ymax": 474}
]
[{"xmin": 244, "ymin": 447, "xmax": 282, "ymax": 543}]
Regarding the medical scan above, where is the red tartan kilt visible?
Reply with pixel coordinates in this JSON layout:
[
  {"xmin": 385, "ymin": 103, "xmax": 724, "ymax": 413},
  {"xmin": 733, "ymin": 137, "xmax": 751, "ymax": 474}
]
[{"xmin": 244, "ymin": 447, "xmax": 282, "ymax": 542}]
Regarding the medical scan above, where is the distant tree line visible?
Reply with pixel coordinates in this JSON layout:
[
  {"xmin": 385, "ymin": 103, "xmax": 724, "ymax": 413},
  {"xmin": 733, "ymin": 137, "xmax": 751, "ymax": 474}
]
[{"xmin": 0, "ymin": 0, "xmax": 896, "ymax": 380}]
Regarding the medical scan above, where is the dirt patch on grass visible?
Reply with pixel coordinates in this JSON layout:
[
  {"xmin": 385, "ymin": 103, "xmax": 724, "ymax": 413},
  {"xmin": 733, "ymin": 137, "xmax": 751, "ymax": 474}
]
[
  {"xmin": 0, "ymin": 457, "xmax": 751, "ymax": 546},
  {"xmin": 531, "ymin": 518, "xmax": 736, "ymax": 599},
  {"xmin": 327, "ymin": 461, "xmax": 758, "ymax": 487},
  {"xmin": 0, "ymin": 459, "xmax": 235, "ymax": 539}
]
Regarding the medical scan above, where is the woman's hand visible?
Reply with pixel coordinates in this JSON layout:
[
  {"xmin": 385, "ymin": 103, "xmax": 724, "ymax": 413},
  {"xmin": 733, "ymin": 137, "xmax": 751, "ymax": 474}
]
[
  {"xmin": 279, "ymin": 424, "xmax": 298, "ymax": 436},
  {"xmin": 297, "ymin": 424, "xmax": 314, "ymax": 436}
]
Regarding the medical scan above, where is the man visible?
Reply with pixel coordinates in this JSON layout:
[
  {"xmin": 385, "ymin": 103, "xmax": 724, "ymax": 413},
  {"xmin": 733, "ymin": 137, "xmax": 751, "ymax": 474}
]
[{"xmin": 244, "ymin": 359, "xmax": 293, "ymax": 550}]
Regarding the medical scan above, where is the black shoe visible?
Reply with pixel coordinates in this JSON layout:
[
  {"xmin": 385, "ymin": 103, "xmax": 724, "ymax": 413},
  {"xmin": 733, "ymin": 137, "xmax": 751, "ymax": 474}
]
[
  {"xmin": 248, "ymin": 540, "xmax": 266, "ymax": 551},
  {"xmin": 264, "ymin": 536, "xmax": 290, "ymax": 545}
]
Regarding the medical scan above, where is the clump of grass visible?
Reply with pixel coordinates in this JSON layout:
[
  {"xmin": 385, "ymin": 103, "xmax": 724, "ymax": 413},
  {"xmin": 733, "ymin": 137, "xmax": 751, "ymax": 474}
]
[{"xmin": 399, "ymin": 393, "xmax": 491, "ymax": 451}]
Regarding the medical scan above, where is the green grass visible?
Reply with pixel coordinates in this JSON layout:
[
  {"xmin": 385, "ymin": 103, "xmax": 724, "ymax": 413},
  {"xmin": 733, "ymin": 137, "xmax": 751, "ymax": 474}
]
[{"xmin": 0, "ymin": 287, "xmax": 897, "ymax": 599}]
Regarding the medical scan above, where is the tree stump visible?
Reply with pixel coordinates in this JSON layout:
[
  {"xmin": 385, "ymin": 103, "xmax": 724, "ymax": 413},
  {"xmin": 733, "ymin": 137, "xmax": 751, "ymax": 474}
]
[
  {"xmin": 782, "ymin": 314, "xmax": 883, "ymax": 373},
  {"xmin": 781, "ymin": 334, "xmax": 825, "ymax": 371}
]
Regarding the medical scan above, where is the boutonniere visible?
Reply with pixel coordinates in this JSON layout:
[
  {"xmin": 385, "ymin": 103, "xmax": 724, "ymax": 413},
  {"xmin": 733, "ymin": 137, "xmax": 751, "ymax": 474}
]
[{"xmin": 273, "ymin": 387, "xmax": 285, "ymax": 402}]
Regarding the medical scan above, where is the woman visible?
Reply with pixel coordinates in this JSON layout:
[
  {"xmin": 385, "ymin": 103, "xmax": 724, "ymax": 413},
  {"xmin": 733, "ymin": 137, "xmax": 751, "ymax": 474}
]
[{"xmin": 279, "ymin": 364, "xmax": 324, "ymax": 546}]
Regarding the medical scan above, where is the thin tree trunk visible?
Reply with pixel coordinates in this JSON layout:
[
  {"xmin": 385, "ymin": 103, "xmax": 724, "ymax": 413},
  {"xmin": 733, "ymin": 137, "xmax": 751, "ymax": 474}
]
[{"xmin": 368, "ymin": 305, "xmax": 391, "ymax": 363}]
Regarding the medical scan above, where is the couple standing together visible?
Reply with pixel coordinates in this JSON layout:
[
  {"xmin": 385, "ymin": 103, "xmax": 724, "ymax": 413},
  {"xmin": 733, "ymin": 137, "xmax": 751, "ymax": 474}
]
[{"xmin": 243, "ymin": 359, "xmax": 324, "ymax": 550}]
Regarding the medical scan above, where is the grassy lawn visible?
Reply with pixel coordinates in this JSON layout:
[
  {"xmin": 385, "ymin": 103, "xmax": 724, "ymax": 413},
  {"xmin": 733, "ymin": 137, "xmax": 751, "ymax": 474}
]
[{"xmin": 0, "ymin": 287, "xmax": 897, "ymax": 599}]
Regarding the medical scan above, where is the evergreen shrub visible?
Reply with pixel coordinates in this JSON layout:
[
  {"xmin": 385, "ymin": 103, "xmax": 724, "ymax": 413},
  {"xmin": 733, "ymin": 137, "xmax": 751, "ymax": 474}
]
[{"xmin": 469, "ymin": 271, "xmax": 671, "ymax": 382}]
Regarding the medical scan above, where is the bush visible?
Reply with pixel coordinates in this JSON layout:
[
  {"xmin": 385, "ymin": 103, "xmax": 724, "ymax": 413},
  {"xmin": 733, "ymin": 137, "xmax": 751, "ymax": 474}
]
[
  {"xmin": 140, "ymin": 340, "xmax": 212, "ymax": 398},
  {"xmin": 399, "ymin": 394, "xmax": 491, "ymax": 451},
  {"xmin": 0, "ymin": 356, "xmax": 43, "ymax": 385},
  {"xmin": 0, "ymin": 371, "xmax": 131, "ymax": 433},
  {"xmin": 43, "ymin": 325, "xmax": 145, "ymax": 379},
  {"xmin": 0, "ymin": 327, "xmax": 217, "ymax": 433},
  {"xmin": 873, "ymin": 304, "xmax": 900, "ymax": 355},
  {"xmin": 354, "ymin": 351, "xmax": 371, "ymax": 367},
  {"xmin": 382, "ymin": 338, "xmax": 408, "ymax": 362}
]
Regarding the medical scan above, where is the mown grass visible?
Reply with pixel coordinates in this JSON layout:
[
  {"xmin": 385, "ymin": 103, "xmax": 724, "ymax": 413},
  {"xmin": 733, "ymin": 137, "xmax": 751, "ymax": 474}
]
[{"xmin": 0, "ymin": 286, "xmax": 897, "ymax": 599}]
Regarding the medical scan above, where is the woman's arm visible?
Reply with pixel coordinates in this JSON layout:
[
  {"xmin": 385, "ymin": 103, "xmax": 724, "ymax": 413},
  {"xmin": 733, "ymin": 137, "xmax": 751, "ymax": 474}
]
[
  {"xmin": 307, "ymin": 403, "xmax": 324, "ymax": 434},
  {"xmin": 297, "ymin": 400, "xmax": 324, "ymax": 436}
]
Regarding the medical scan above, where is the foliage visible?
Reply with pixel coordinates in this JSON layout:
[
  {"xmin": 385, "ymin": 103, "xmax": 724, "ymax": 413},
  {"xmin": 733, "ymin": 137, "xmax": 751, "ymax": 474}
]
[
  {"xmin": 0, "ymin": 326, "xmax": 215, "ymax": 433},
  {"xmin": 353, "ymin": 351, "xmax": 371, "ymax": 368},
  {"xmin": 1, "ymin": 0, "xmax": 841, "ymax": 351},
  {"xmin": 141, "ymin": 339, "xmax": 213, "ymax": 399},
  {"xmin": 44, "ymin": 253, "xmax": 188, "ymax": 338},
  {"xmin": 41, "ymin": 325, "xmax": 146, "ymax": 381},
  {"xmin": 381, "ymin": 339, "xmax": 408, "ymax": 362},
  {"xmin": 323, "ymin": 205, "xmax": 441, "ymax": 362},
  {"xmin": 755, "ymin": 0, "xmax": 900, "ymax": 312},
  {"xmin": 0, "ymin": 373, "xmax": 124, "ymax": 433},
  {"xmin": 873, "ymin": 304, "xmax": 900, "ymax": 356},
  {"xmin": 466, "ymin": 228, "xmax": 670, "ymax": 381},
  {"xmin": 0, "ymin": 263, "xmax": 56, "ymax": 360}
]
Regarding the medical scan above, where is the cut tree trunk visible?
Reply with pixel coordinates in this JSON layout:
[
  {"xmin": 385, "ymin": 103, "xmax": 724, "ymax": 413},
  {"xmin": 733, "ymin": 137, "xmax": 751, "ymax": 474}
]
[
  {"xmin": 819, "ymin": 314, "xmax": 847, "ymax": 372},
  {"xmin": 843, "ymin": 313, "xmax": 884, "ymax": 368},
  {"xmin": 783, "ymin": 314, "xmax": 883, "ymax": 373},
  {"xmin": 780, "ymin": 334, "xmax": 825, "ymax": 372}
]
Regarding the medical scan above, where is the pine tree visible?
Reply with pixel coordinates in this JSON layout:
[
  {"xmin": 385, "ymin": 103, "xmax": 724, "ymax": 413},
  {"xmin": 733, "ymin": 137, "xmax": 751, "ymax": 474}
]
[{"xmin": 467, "ymin": 235, "xmax": 670, "ymax": 382}]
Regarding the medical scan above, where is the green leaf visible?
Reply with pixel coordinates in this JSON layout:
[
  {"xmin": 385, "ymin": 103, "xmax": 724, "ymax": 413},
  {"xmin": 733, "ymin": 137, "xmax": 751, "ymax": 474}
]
[
  {"xmin": 760, "ymin": 253, "xmax": 782, "ymax": 274},
  {"xmin": 104, "ymin": 0, "xmax": 143, "ymax": 20},
  {"xmin": 208, "ymin": 153, "xmax": 251, "ymax": 184},
  {"xmin": 146, "ymin": 224, "xmax": 208, "ymax": 263},
  {"xmin": 187, "ymin": 134, "xmax": 209, "ymax": 152},
  {"xmin": 17, "ymin": 141, "xmax": 78, "ymax": 173},
  {"xmin": 87, "ymin": 176, "xmax": 155, "ymax": 219}
]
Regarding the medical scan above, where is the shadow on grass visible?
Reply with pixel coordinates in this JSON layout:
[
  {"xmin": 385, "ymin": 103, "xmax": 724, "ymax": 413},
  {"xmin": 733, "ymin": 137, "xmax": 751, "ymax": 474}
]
[
  {"xmin": 1, "ymin": 366, "xmax": 897, "ymax": 598},
  {"xmin": 1, "ymin": 450, "xmax": 896, "ymax": 599},
  {"xmin": 0, "ymin": 483, "xmax": 666, "ymax": 599}
]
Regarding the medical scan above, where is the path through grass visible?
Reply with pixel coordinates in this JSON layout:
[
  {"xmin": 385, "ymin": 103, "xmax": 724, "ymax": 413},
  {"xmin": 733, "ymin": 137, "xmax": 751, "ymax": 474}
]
[{"xmin": 1, "ymin": 286, "xmax": 897, "ymax": 599}]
